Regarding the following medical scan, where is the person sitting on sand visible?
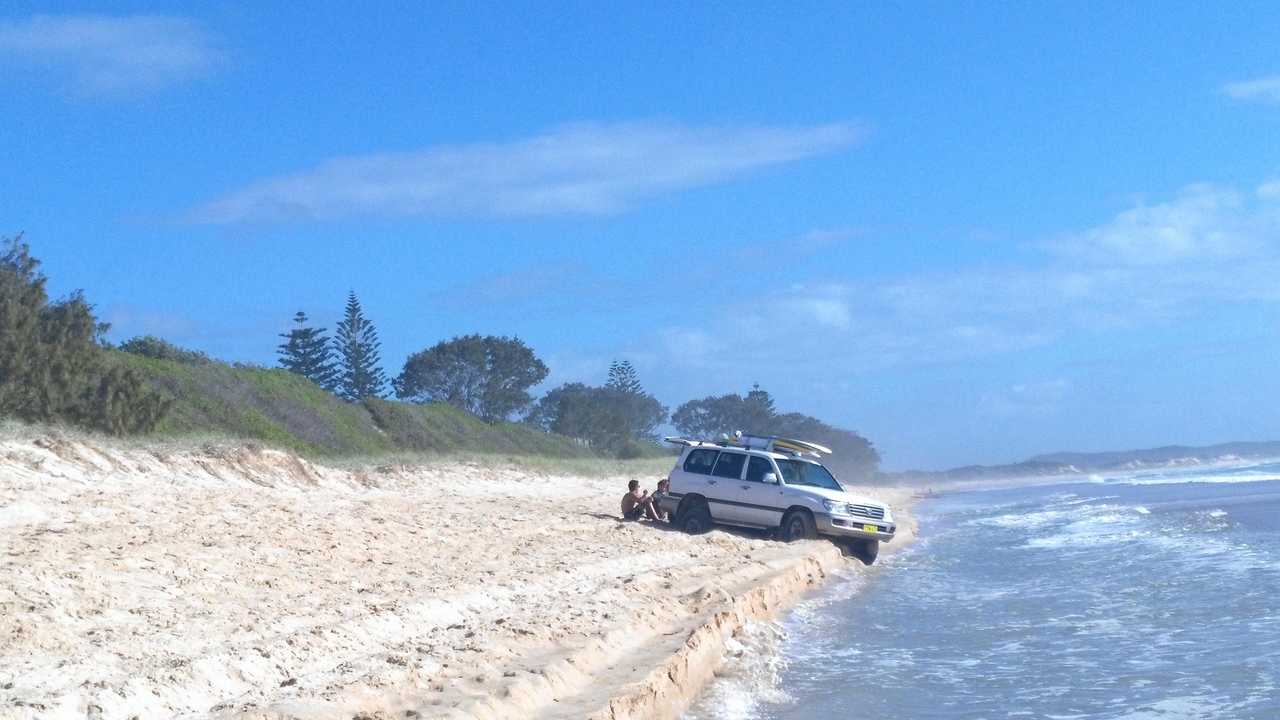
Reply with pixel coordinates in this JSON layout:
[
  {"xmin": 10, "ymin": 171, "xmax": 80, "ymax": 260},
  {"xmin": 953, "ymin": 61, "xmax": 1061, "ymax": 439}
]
[
  {"xmin": 649, "ymin": 478, "xmax": 671, "ymax": 522},
  {"xmin": 621, "ymin": 479, "xmax": 661, "ymax": 521}
]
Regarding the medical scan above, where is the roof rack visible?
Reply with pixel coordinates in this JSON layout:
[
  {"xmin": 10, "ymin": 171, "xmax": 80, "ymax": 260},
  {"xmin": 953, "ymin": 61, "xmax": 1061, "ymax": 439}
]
[
  {"xmin": 663, "ymin": 436, "xmax": 718, "ymax": 448},
  {"xmin": 664, "ymin": 431, "xmax": 832, "ymax": 458}
]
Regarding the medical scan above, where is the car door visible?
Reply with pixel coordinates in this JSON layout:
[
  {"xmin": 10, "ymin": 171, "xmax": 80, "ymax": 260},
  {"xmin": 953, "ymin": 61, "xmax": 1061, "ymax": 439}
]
[
  {"xmin": 737, "ymin": 455, "xmax": 786, "ymax": 527},
  {"xmin": 675, "ymin": 447, "xmax": 719, "ymax": 512},
  {"xmin": 707, "ymin": 451, "xmax": 749, "ymax": 523}
]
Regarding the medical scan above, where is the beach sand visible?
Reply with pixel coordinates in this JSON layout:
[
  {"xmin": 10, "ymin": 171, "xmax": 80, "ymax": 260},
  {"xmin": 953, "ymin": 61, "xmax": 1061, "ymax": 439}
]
[{"xmin": 0, "ymin": 435, "xmax": 914, "ymax": 720}]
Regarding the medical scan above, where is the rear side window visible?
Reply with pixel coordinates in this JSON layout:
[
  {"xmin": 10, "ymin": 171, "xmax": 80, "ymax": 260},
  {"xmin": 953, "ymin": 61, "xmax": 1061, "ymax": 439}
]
[
  {"xmin": 745, "ymin": 456, "xmax": 774, "ymax": 483},
  {"xmin": 683, "ymin": 449, "xmax": 719, "ymax": 475},
  {"xmin": 712, "ymin": 452, "xmax": 747, "ymax": 479}
]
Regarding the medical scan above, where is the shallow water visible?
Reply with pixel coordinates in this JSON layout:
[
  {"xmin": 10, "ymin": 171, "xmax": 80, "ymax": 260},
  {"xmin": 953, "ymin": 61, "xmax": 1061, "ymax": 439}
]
[{"xmin": 686, "ymin": 462, "xmax": 1280, "ymax": 719}]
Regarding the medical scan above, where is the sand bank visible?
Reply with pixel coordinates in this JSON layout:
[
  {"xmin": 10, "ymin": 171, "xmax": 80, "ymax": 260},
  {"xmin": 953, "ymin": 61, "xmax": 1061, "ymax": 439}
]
[{"xmin": 0, "ymin": 435, "xmax": 914, "ymax": 720}]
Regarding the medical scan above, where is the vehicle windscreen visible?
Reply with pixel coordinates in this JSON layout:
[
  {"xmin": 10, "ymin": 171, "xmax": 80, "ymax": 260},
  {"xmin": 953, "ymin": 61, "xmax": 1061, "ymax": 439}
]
[{"xmin": 776, "ymin": 459, "xmax": 843, "ymax": 491}]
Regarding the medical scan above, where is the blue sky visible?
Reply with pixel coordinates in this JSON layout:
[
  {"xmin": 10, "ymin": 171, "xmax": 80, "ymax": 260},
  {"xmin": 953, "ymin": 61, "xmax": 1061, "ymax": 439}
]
[{"xmin": 3, "ymin": 2, "xmax": 1280, "ymax": 469}]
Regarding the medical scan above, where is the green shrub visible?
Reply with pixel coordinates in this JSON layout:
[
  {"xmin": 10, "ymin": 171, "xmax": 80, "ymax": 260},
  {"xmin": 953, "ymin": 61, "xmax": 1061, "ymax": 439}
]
[
  {"xmin": 1, "ymin": 237, "xmax": 170, "ymax": 435},
  {"xmin": 118, "ymin": 335, "xmax": 212, "ymax": 365}
]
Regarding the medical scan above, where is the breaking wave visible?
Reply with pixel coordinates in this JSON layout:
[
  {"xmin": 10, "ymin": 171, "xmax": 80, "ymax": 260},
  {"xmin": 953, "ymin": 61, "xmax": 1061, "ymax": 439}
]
[{"xmin": 687, "ymin": 464, "xmax": 1280, "ymax": 719}]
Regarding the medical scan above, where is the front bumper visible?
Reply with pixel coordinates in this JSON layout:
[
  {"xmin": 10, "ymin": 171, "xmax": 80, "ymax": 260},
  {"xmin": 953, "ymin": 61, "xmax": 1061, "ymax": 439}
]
[{"xmin": 815, "ymin": 512, "xmax": 896, "ymax": 542}]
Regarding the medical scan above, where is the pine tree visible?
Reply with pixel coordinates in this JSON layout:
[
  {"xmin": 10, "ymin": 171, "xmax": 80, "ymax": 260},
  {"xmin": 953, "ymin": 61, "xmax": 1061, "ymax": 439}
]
[
  {"xmin": 332, "ymin": 292, "xmax": 388, "ymax": 401},
  {"xmin": 601, "ymin": 360, "xmax": 667, "ymax": 446},
  {"xmin": 742, "ymin": 383, "xmax": 777, "ymax": 434},
  {"xmin": 606, "ymin": 360, "xmax": 644, "ymax": 394},
  {"xmin": 277, "ymin": 311, "xmax": 337, "ymax": 391}
]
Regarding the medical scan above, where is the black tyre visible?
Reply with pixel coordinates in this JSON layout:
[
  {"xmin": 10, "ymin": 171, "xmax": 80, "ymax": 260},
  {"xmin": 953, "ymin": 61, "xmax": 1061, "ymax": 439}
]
[
  {"xmin": 846, "ymin": 538, "xmax": 879, "ymax": 565},
  {"xmin": 678, "ymin": 500, "xmax": 712, "ymax": 535},
  {"xmin": 779, "ymin": 510, "xmax": 817, "ymax": 542}
]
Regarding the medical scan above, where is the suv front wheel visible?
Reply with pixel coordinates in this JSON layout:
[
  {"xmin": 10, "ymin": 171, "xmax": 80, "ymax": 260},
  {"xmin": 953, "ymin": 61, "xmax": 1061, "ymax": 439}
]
[
  {"xmin": 779, "ymin": 509, "xmax": 817, "ymax": 542},
  {"xmin": 841, "ymin": 538, "xmax": 879, "ymax": 565}
]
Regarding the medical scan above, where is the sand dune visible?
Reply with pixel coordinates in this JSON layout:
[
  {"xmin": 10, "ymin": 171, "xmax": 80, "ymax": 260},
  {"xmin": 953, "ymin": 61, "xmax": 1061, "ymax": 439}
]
[{"xmin": 0, "ymin": 435, "xmax": 913, "ymax": 720}]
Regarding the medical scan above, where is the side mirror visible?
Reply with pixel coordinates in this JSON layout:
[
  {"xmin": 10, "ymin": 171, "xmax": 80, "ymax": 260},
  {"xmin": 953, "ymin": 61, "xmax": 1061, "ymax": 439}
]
[{"xmin": 762, "ymin": 473, "xmax": 778, "ymax": 485}]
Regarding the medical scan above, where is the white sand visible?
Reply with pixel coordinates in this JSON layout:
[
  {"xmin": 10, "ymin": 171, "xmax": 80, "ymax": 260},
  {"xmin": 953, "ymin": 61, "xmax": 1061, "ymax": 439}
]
[{"xmin": 0, "ymin": 435, "xmax": 914, "ymax": 720}]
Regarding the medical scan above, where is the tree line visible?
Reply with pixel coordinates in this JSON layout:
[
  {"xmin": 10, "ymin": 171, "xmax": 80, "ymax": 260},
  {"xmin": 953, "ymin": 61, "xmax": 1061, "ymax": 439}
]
[
  {"xmin": 274, "ymin": 299, "xmax": 671, "ymax": 457},
  {"xmin": 1, "ymin": 237, "xmax": 880, "ymax": 476},
  {"xmin": 671, "ymin": 384, "xmax": 881, "ymax": 480},
  {"xmin": 273, "ymin": 298, "xmax": 880, "ymax": 474}
]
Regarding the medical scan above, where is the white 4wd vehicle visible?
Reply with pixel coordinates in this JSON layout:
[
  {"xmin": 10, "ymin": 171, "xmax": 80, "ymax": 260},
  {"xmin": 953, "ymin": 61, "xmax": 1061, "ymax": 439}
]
[{"xmin": 658, "ymin": 434, "xmax": 895, "ymax": 564}]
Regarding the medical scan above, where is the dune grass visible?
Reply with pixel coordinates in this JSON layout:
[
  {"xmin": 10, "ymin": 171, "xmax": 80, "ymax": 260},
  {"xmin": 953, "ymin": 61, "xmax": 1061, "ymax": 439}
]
[
  {"xmin": 324, "ymin": 450, "xmax": 675, "ymax": 478},
  {"xmin": 2, "ymin": 417, "xmax": 675, "ymax": 479},
  {"xmin": 116, "ymin": 353, "xmax": 394, "ymax": 456},
  {"xmin": 85, "ymin": 352, "xmax": 662, "ymax": 475}
]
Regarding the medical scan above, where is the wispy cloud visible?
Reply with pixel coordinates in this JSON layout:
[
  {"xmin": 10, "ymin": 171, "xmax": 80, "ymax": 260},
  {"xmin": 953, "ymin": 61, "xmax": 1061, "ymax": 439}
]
[
  {"xmin": 1046, "ymin": 183, "xmax": 1270, "ymax": 266},
  {"xmin": 103, "ymin": 305, "xmax": 200, "ymax": 341},
  {"xmin": 977, "ymin": 379, "xmax": 1070, "ymax": 418},
  {"xmin": 0, "ymin": 14, "xmax": 219, "ymax": 96},
  {"xmin": 1222, "ymin": 75, "xmax": 1280, "ymax": 104},
  {"xmin": 650, "ymin": 179, "xmax": 1280, "ymax": 378},
  {"xmin": 778, "ymin": 285, "xmax": 854, "ymax": 330},
  {"xmin": 188, "ymin": 121, "xmax": 866, "ymax": 223}
]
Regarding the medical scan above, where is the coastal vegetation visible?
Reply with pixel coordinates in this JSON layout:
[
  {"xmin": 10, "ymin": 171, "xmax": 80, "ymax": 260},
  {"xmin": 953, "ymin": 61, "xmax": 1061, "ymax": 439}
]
[
  {"xmin": 0, "ymin": 236, "xmax": 171, "ymax": 436},
  {"xmin": 2, "ymin": 236, "xmax": 880, "ymax": 476},
  {"xmin": 112, "ymin": 351, "xmax": 596, "ymax": 460},
  {"xmin": 394, "ymin": 334, "xmax": 549, "ymax": 422},
  {"xmin": 672, "ymin": 384, "xmax": 881, "ymax": 480}
]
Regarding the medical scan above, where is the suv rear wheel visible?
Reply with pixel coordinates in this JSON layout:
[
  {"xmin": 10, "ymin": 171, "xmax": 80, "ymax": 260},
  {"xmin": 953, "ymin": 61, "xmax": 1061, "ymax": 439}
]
[
  {"xmin": 779, "ymin": 509, "xmax": 817, "ymax": 542},
  {"xmin": 677, "ymin": 499, "xmax": 712, "ymax": 535}
]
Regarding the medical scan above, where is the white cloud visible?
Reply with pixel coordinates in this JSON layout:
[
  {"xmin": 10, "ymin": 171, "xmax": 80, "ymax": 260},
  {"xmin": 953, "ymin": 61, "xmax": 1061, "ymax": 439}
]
[
  {"xmin": 1222, "ymin": 75, "xmax": 1280, "ymax": 104},
  {"xmin": 104, "ymin": 305, "xmax": 199, "ymax": 340},
  {"xmin": 188, "ymin": 121, "xmax": 866, "ymax": 222},
  {"xmin": 0, "ymin": 14, "xmax": 219, "ymax": 96},
  {"xmin": 779, "ymin": 285, "xmax": 853, "ymax": 330},
  {"xmin": 1049, "ymin": 184, "xmax": 1268, "ymax": 266},
  {"xmin": 445, "ymin": 264, "xmax": 585, "ymax": 305},
  {"xmin": 796, "ymin": 297, "xmax": 853, "ymax": 329},
  {"xmin": 977, "ymin": 379, "xmax": 1070, "ymax": 418},
  {"xmin": 660, "ymin": 328, "xmax": 716, "ymax": 368},
  {"xmin": 648, "ymin": 180, "xmax": 1280, "ymax": 376}
]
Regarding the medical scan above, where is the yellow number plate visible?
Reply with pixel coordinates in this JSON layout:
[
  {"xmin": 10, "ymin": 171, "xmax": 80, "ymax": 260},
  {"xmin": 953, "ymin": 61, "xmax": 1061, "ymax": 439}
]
[{"xmin": 862, "ymin": 524, "xmax": 879, "ymax": 533}]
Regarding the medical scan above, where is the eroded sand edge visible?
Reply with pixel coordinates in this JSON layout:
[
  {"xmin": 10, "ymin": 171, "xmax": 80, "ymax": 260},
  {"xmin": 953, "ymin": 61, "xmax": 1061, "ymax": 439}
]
[{"xmin": 0, "ymin": 434, "xmax": 914, "ymax": 720}]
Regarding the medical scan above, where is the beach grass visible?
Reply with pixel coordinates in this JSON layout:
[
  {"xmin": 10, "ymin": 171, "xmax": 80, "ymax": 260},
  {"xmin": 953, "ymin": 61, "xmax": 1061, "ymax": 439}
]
[{"xmin": 104, "ymin": 352, "xmax": 619, "ymax": 464}]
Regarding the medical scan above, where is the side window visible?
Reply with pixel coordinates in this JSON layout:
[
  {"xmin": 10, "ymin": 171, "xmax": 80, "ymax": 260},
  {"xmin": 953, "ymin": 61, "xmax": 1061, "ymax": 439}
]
[
  {"xmin": 745, "ymin": 456, "xmax": 774, "ymax": 483},
  {"xmin": 712, "ymin": 452, "xmax": 747, "ymax": 479},
  {"xmin": 683, "ymin": 449, "xmax": 719, "ymax": 475}
]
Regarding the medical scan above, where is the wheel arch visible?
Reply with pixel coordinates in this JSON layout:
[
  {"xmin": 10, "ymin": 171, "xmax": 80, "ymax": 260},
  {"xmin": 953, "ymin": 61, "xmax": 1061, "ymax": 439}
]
[
  {"xmin": 778, "ymin": 505, "xmax": 819, "ymax": 541},
  {"xmin": 676, "ymin": 494, "xmax": 713, "ymax": 534},
  {"xmin": 783, "ymin": 504, "xmax": 815, "ymax": 521}
]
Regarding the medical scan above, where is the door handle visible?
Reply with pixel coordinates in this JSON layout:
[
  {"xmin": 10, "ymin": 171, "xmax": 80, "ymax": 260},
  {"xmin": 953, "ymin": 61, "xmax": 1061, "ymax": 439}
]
[
  {"xmin": 707, "ymin": 479, "xmax": 717, "ymax": 485},
  {"xmin": 740, "ymin": 485, "xmax": 751, "ymax": 490}
]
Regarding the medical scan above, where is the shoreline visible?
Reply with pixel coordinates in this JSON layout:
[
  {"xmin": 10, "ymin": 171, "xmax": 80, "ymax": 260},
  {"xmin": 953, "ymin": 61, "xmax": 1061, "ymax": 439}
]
[
  {"xmin": 598, "ymin": 511, "xmax": 919, "ymax": 720},
  {"xmin": 0, "ymin": 434, "xmax": 915, "ymax": 720}
]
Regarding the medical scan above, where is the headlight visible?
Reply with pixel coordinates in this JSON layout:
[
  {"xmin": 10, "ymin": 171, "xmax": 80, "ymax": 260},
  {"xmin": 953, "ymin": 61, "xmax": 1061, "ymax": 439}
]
[{"xmin": 822, "ymin": 499, "xmax": 848, "ymax": 514}]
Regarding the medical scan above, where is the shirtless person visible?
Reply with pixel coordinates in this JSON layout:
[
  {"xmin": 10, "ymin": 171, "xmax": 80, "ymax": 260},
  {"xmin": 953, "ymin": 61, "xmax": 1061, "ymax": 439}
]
[{"xmin": 621, "ymin": 479, "xmax": 661, "ymax": 521}]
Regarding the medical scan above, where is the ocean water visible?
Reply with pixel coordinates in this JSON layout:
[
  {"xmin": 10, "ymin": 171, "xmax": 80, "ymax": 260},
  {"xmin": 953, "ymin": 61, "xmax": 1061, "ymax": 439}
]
[{"xmin": 686, "ymin": 462, "xmax": 1280, "ymax": 719}]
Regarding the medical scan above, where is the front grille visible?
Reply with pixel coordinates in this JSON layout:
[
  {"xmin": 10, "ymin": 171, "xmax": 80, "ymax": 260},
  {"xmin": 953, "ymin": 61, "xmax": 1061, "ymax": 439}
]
[{"xmin": 847, "ymin": 503, "xmax": 885, "ymax": 520}]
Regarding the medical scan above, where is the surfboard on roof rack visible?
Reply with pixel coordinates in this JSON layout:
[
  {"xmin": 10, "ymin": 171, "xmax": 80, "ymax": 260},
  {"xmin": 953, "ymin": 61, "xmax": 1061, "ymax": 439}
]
[
  {"xmin": 768, "ymin": 437, "xmax": 833, "ymax": 456},
  {"xmin": 662, "ymin": 436, "xmax": 717, "ymax": 447},
  {"xmin": 732, "ymin": 433, "xmax": 833, "ymax": 457},
  {"xmin": 663, "ymin": 433, "xmax": 832, "ymax": 457}
]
